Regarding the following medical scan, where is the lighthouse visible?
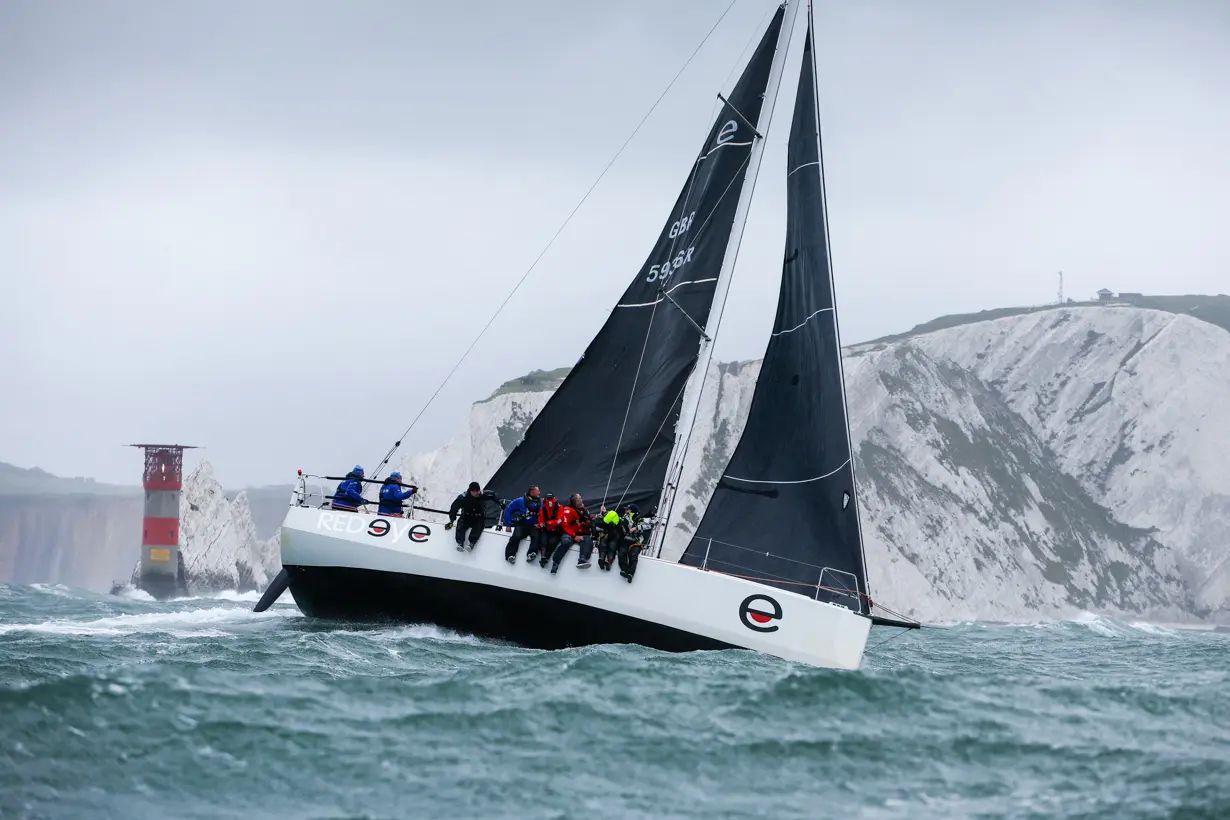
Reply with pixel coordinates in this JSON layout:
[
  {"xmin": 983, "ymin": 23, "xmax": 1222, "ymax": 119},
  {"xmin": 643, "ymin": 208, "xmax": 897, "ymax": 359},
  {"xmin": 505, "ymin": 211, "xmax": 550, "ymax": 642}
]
[{"xmin": 129, "ymin": 444, "xmax": 196, "ymax": 599}]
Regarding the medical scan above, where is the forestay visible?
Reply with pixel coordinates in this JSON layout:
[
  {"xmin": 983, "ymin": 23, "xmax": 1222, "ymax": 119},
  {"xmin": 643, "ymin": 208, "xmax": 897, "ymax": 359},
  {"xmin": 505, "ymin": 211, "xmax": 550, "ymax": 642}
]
[
  {"xmin": 680, "ymin": 28, "xmax": 870, "ymax": 612},
  {"xmin": 487, "ymin": 8, "xmax": 786, "ymax": 511}
]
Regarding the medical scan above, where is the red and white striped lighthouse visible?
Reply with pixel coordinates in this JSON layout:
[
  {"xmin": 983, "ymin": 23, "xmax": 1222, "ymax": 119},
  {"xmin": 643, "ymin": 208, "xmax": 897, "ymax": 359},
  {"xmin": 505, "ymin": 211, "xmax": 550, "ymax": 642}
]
[{"xmin": 129, "ymin": 444, "xmax": 196, "ymax": 599}]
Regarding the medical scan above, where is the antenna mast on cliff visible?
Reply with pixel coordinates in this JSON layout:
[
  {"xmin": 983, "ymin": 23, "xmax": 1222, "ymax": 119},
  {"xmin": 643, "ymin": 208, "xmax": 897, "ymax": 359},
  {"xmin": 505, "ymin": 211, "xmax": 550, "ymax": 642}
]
[{"xmin": 1057, "ymin": 270, "xmax": 1064, "ymax": 304}]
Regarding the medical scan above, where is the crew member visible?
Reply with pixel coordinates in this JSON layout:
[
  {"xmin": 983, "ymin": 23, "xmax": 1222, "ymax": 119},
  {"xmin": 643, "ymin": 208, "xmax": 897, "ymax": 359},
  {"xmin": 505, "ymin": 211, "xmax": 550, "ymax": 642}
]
[
  {"xmin": 549, "ymin": 493, "xmax": 593, "ymax": 574},
  {"xmin": 595, "ymin": 508, "xmax": 621, "ymax": 571},
  {"xmin": 536, "ymin": 492, "xmax": 563, "ymax": 568},
  {"xmin": 446, "ymin": 481, "xmax": 487, "ymax": 551},
  {"xmin": 331, "ymin": 465, "xmax": 366, "ymax": 512},
  {"xmin": 502, "ymin": 485, "xmax": 542, "ymax": 563},
  {"xmin": 615, "ymin": 503, "xmax": 652, "ymax": 583},
  {"xmin": 377, "ymin": 472, "xmax": 417, "ymax": 517}
]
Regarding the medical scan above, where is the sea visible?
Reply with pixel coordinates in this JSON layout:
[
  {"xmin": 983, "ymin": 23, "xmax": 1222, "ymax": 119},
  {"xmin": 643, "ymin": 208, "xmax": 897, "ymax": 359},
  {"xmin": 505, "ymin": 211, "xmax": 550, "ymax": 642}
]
[{"xmin": 1, "ymin": 583, "xmax": 1227, "ymax": 820}]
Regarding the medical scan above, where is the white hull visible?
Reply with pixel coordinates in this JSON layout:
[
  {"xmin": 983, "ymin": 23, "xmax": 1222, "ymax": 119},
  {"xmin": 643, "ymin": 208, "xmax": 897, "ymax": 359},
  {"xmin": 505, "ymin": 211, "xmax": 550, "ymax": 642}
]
[{"xmin": 278, "ymin": 506, "xmax": 871, "ymax": 670}]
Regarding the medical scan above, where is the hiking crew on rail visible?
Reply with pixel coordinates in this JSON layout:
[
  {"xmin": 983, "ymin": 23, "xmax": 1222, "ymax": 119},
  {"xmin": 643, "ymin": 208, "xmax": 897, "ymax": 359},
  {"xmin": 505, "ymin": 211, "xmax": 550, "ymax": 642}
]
[
  {"xmin": 613, "ymin": 503, "xmax": 653, "ymax": 582},
  {"xmin": 535, "ymin": 492, "xmax": 563, "ymax": 567},
  {"xmin": 502, "ymin": 486, "xmax": 542, "ymax": 563},
  {"xmin": 446, "ymin": 481, "xmax": 489, "ymax": 551},
  {"xmin": 328, "ymin": 465, "xmax": 654, "ymax": 583},
  {"xmin": 548, "ymin": 493, "xmax": 593, "ymax": 574}
]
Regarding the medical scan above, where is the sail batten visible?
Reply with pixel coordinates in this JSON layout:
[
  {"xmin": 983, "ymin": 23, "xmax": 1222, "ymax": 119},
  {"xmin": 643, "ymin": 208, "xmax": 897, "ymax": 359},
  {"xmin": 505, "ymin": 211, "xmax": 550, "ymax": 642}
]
[
  {"xmin": 680, "ymin": 25, "xmax": 869, "ymax": 612},
  {"xmin": 616, "ymin": 278, "xmax": 720, "ymax": 309},
  {"xmin": 486, "ymin": 8, "xmax": 788, "ymax": 512},
  {"xmin": 724, "ymin": 458, "xmax": 851, "ymax": 485},
  {"xmin": 771, "ymin": 306, "xmax": 833, "ymax": 336}
]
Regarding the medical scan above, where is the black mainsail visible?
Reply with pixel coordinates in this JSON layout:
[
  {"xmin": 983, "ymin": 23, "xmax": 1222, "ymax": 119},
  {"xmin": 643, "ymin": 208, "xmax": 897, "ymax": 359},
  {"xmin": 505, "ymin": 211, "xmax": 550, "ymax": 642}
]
[
  {"xmin": 680, "ymin": 29, "xmax": 869, "ymax": 612},
  {"xmin": 487, "ymin": 8, "xmax": 786, "ymax": 511}
]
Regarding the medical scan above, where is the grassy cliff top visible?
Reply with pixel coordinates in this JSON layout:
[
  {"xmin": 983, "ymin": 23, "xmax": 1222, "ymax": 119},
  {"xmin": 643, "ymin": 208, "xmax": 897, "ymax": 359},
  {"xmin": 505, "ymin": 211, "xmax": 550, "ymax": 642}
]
[
  {"xmin": 482, "ymin": 367, "xmax": 572, "ymax": 402},
  {"xmin": 863, "ymin": 293, "xmax": 1230, "ymax": 346},
  {"xmin": 0, "ymin": 461, "xmax": 294, "ymax": 500},
  {"xmin": 0, "ymin": 462, "xmax": 137, "ymax": 497},
  {"xmin": 484, "ymin": 296, "xmax": 1229, "ymax": 391}
]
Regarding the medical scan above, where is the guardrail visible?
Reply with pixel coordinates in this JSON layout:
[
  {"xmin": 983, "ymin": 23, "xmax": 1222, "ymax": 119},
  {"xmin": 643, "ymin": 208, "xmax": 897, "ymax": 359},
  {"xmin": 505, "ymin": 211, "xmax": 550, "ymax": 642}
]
[
  {"xmin": 682, "ymin": 535, "xmax": 918, "ymax": 626},
  {"xmin": 290, "ymin": 472, "xmax": 501, "ymax": 523},
  {"xmin": 689, "ymin": 535, "xmax": 862, "ymax": 607}
]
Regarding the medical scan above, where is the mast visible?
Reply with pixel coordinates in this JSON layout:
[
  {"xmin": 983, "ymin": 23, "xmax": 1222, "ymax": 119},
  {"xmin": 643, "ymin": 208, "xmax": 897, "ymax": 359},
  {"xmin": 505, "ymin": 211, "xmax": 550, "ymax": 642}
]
[{"xmin": 654, "ymin": 0, "xmax": 801, "ymax": 542}]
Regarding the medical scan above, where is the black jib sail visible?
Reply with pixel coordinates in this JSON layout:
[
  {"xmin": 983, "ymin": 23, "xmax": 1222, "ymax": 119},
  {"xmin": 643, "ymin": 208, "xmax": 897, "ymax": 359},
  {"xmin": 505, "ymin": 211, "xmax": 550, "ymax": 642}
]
[
  {"xmin": 487, "ymin": 8, "xmax": 786, "ymax": 511},
  {"xmin": 680, "ymin": 29, "xmax": 869, "ymax": 613}
]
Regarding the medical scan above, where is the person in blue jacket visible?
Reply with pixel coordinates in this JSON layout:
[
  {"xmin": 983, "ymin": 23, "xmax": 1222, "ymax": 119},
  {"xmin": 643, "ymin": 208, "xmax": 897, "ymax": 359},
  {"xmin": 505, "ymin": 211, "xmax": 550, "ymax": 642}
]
[
  {"xmin": 502, "ymin": 485, "xmax": 542, "ymax": 563},
  {"xmin": 378, "ymin": 472, "xmax": 417, "ymax": 517},
  {"xmin": 331, "ymin": 465, "xmax": 367, "ymax": 512}
]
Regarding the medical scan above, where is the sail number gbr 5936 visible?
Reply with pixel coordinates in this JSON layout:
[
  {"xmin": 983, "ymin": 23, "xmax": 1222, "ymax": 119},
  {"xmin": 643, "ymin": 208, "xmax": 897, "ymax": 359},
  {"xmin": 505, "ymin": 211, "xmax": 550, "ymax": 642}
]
[{"xmin": 646, "ymin": 211, "xmax": 697, "ymax": 285}]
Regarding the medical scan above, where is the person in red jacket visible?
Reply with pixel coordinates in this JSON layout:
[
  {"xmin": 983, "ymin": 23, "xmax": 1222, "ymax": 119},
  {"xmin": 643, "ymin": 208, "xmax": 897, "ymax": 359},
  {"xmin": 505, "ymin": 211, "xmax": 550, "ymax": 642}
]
[
  {"xmin": 535, "ymin": 493, "xmax": 563, "ymax": 568},
  {"xmin": 549, "ymin": 493, "xmax": 593, "ymax": 574}
]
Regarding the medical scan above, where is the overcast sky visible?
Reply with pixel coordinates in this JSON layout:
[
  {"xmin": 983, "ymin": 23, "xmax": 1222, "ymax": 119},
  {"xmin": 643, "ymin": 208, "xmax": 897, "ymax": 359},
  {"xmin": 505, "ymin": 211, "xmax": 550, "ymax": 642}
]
[{"xmin": 2, "ymin": 0, "xmax": 1227, "ymax": 487}]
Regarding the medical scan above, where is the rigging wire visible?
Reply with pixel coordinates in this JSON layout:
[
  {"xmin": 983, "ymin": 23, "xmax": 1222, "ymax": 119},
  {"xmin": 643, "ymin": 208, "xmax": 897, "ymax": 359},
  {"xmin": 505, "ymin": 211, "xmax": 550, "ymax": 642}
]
[
  {"xmin": 630, "ymin": 148, "xmax": 752, "ymax": 548},
  {"xmin": 601, "ymin": 52, "xmax": 754, "ymax": 505},
  {"xmin": 601, "ymin": 102, "xmax": 714, "ymax": 505},
  {"xmin": 719, "ymin": 0, "xmax": 777, "ymax": 97},
  {"xmin": 694, "ymin": 0, "xmax": 774, "ymax": 161},
  {"xmin": 607, "ymin": 142, "xmax": 752, "ymax": 516},
  {"xmin": 603, "ymin": 138, "xmax": 757, "ymax": 510},
  {"xmin": 609, "ymin": 379, "xmax": 689, "ymax": 511},
  {"xmin": 867, "ymin": 625, "xmax": 916, "ymax": 653},
  {"xmin": 806, "ymin": 0, "xmax": 873, "ymax": 590},
  {"xmin": 653, "ymin": 6, "xmax": 799, "ymax": 552},
  {"xmin": 368, "ymin": 0, "xmax": 742, "ymax": 481},
  {"xmin": 601, "ymin": 296, "xmax": 663, "ymax": 505}
]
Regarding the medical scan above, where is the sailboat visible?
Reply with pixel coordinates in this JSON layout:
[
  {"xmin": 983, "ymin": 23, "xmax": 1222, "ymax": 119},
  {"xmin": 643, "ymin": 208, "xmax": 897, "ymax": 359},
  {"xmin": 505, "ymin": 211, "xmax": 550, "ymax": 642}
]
[{"xmin": 266, "ymin": 0, "xmax": 916, "ymax": 670}]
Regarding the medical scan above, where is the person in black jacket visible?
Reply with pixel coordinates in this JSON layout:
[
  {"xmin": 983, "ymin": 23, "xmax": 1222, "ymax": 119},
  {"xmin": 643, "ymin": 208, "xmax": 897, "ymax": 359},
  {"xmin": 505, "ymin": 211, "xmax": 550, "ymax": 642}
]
[
  {"xmin": 446, "ymin": 481, "xmax": 487, "ymax": 551},
  {"xmin": 613, "ymin": 503, "xmax": 653, "ymax": 582},
  {"xmin": 594, "ymin": 508, "xmax": 622, "ymax": 571}
]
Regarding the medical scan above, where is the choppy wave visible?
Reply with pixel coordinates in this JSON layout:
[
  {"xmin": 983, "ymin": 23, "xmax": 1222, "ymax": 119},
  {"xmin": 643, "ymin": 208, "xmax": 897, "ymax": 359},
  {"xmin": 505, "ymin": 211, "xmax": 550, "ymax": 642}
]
[
  {"xmin": 0, "ymin": 605, "xmax": 300, "ymax": 638},
  {"xmin": 2, "ymin": 583, "xmax": 1228, "ymax": 820},
  {"xmin": 105, "ymin": 585, "xmax": 274, "ymax": 605},
  {"xmin": 931, "ymin": 612, "xmax": 1200, "ymax": 637}
]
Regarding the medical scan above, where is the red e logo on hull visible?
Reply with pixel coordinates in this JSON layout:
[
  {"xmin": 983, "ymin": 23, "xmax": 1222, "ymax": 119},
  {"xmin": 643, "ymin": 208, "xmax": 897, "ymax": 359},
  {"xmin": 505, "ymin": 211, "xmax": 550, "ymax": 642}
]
[{"xmin": 739, "ymin": 594, "xmax": 782, "ymax": 633}]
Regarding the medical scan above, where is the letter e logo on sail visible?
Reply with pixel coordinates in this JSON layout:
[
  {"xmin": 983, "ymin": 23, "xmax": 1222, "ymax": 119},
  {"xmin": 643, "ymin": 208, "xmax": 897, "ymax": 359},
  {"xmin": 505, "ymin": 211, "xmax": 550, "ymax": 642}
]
[
  {"xmin": 716, "ymin": 119, "xmax": 738, "ymax": 146},
  {"xmin": 739, "ymin": 594, "xmax": 782, "ymax": 633}
]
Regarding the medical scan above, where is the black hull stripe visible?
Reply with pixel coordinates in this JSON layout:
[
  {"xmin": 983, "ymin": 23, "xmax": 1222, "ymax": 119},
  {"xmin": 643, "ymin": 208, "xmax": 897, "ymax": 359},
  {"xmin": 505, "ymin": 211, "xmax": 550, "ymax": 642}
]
[{"xmin": 285, "ymin": 565, "xmax": 735, "ymax": 654}]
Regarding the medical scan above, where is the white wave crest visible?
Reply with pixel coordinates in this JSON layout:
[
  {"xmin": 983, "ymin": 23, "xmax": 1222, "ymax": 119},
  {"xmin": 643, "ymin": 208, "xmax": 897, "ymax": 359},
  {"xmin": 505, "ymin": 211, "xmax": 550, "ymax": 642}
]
[
  {"xmin": 929, "ymin": 615, "xmax": 1183, "ymax": 637},
  {"xmin": 1066, "ymin": 613, "xmax": 1182, "ymax": 638},
  {"xmin": 0, "ymin": 605, "xmax": 300, "ymax": 638},
  {"xmin": 324, "ymin": 623, "xmax": 487, "ymax": 645},
  {"xmin": 1065, "ymin": 612, "xmax": 1126, "ymax": 637},
  {"xmin": 213, "ymin": 590, "xmax": 265, "ymax": 603},
  {"xmin": 28, "ymin": 583, "xmax": 76, "ymax": 597},
  {"xmin": 1127, "ymin": 621, "xmax": 1177, "ymax": 636},
  {"xmin": 115, "ymin": 587, "xmax": 156, "ymax": 602},
  {"xmin": 177, "ymin": 589, "xmax": 272, "ymax": 604}
]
